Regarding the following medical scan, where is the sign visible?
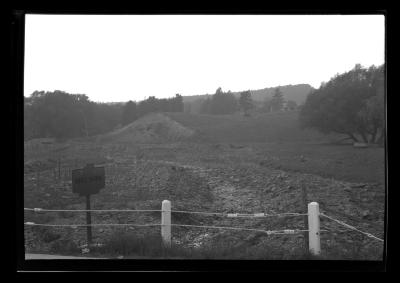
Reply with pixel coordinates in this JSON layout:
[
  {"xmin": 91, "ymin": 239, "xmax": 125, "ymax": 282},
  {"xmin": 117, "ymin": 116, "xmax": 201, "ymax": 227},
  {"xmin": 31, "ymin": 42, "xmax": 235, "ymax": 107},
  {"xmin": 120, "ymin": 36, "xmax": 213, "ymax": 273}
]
[{"xmin": 72, "ymin": 164, "xmax": 105, "ymax": 196}]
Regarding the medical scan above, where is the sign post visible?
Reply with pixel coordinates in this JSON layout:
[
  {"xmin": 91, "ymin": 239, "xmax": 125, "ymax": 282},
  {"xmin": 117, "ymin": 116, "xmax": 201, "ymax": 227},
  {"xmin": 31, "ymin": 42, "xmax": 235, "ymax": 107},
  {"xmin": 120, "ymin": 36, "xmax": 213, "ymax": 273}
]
[{"xmin": 72, "ymin": 163, "xmax": 105, "ymax": 248}]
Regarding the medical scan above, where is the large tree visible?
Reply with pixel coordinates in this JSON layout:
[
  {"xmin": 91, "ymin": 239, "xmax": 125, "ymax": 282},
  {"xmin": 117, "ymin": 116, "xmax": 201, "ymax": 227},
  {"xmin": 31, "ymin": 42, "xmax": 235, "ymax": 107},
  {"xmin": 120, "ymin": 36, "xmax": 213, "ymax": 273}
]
[
  {"xmin": 270, "ymin": 87, "xmax": 285, "ymax": 112},
  {"xmin": 239, "ymin": 90, "xmax": 254, "ymax": 116},
  {"xmin": 299, "ymin": 64, "xmax": 384, "ymax": 144}
]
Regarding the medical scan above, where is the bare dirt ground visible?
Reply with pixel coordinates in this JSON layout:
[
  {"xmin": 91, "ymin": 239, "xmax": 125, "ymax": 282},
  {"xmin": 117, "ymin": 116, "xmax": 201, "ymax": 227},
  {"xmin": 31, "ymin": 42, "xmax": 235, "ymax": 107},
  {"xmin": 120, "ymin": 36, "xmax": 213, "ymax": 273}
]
[{"xmin": 23, "ymin": 138, "xmax": 385, "ymax": 260}]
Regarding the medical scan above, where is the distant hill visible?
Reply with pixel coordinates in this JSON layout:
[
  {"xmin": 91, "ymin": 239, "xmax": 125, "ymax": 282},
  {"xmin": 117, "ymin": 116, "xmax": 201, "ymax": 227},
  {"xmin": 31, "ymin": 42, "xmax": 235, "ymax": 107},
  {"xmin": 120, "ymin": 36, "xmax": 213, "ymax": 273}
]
[
  {"xmin": 241, "ymin": 84, "xmax": 314, "ymax": 105},
  {"xmin": 183, "ymin": 84, "xmax": 314, "ymax": 104},
  {"xmin": 182, "ymin": 84, "xmax": 314, "ymax": 113}
]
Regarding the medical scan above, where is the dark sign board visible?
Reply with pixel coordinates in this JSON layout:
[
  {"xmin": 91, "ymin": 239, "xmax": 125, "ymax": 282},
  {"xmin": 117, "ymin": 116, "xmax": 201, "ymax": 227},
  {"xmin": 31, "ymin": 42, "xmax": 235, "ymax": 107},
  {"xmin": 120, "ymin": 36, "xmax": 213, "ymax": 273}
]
[{"xmin": 72, "ymin": 164, "xmax": 105, "ymax": 196}]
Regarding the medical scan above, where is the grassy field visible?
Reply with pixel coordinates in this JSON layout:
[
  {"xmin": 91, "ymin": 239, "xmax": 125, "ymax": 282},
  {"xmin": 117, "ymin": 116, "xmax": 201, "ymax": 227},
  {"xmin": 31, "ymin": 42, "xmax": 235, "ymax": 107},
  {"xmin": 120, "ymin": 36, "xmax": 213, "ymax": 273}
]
[
  {"xmin": 23, "ymin": 111, "xmax": 386, "ymax": 260},
  {"xmin": 167, "ymin": 111, "xmax": 340, "ymax": 143},
  {"xmin": 167, "ymin": 112, "xmax": 385, "ymax": 184}
]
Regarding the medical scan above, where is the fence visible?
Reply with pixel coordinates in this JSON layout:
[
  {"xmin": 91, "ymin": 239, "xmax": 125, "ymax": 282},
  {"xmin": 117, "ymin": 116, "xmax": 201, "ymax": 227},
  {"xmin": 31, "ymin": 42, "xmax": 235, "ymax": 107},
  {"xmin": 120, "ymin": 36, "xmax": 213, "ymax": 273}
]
[{"xmin": 24, "ymin": 200, "xmax": 384, "ymax": 257}]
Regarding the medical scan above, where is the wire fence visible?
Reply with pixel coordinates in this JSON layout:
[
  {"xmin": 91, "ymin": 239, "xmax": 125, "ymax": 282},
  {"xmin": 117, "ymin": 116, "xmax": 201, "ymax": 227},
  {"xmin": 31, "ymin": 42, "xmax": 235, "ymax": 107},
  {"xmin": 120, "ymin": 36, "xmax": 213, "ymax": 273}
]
[{"xmin": 24, "ymin": 206, "xmax": 383, "ymax": 242}]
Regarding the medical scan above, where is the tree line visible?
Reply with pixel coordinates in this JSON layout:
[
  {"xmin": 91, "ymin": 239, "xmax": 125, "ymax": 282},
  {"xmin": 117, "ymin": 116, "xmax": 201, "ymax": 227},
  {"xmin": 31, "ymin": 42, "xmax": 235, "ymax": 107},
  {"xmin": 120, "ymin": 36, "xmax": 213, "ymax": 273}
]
[
  {"xmin": 25, "ymin": 64, "xmax": 384, "ymax": 144},
  {"xmin": 24, "ymin": 91, "xmax": 183, "ymax": 140},
  {"xmin": 198, "ymin": 87, "xmax": 297, "ymax": 115}
]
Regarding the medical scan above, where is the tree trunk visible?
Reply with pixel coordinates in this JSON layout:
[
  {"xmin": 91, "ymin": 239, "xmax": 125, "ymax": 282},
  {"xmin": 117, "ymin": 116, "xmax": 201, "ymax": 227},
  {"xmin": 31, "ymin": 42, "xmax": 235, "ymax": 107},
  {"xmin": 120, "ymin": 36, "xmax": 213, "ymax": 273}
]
[{"xmin": 347, "ymin": 132, "xmax": 359, "ymax": 142}]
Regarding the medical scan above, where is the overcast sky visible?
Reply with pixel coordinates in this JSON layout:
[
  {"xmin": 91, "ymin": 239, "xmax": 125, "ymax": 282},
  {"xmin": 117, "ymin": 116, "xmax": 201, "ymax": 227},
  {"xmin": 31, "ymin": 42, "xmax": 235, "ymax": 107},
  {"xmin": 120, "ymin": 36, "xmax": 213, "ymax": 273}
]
[{"xmin": 24, "ymin": 14, "xmax": 385, "ymax": 103}]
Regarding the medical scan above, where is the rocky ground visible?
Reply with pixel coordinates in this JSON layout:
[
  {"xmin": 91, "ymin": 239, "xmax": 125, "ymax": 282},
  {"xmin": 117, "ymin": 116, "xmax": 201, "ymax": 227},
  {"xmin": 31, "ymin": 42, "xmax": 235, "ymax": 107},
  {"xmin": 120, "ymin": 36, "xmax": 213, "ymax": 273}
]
[{"xmin": 24, "ymin": 140, "xmax": 385, "ymax": 260}]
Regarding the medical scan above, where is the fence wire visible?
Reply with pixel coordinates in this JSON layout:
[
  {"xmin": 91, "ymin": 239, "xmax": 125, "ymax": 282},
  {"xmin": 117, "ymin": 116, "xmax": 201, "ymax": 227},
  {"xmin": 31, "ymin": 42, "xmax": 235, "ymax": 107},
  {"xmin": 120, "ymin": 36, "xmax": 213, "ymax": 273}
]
[
  {"xmin": 320, "ymin": 212, "xmax": 384, "ymax": 242},
  {"xmin": 24, "ymin": 221, "xmax": 311, "ymax": 235},
  {"xmin": 24, "ymin": 208, "xmax": 161, "ymax": 213},
  {"xmin": 24, "ymin": 222, "xmax": 161, "ymax": 227},
  {"xmin": 25, "ymin": 207, "xmax": 307, "ymax": 218}
]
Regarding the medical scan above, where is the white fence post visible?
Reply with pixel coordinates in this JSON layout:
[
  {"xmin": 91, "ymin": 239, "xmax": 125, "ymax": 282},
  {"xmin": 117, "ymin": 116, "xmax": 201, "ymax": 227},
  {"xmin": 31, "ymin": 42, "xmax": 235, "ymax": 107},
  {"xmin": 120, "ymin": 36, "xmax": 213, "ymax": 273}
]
[
  {"xmin": 308, "ymin": 202, "xmax": 321, "ymax": 256},
  {"xmin": 161, "ymin": 200, "xmax": 171, "ymax": 248}
]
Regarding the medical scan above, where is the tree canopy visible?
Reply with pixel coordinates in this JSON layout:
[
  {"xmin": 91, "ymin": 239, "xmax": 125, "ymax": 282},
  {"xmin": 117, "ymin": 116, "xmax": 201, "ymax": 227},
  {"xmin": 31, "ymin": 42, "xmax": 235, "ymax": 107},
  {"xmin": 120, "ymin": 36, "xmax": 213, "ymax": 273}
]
[
  {"xmin": 24, "ymin": 91, "xmax": 184, "ymax": 140},
  {"xmin": 299, "ymin": 64, "xmax": 384, "ymax": 144},
  {"xmin": 200, "ymin": 88, "xmax": 238, "ymax": 115}
]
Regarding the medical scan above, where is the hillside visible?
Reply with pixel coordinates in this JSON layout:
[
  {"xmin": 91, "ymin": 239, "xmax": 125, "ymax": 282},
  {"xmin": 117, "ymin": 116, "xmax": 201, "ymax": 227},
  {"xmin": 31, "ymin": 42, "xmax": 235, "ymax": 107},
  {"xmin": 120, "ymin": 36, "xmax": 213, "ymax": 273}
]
[{"xmin": 243, "ymin": 84, "xmax": 314, "ymax": 104}]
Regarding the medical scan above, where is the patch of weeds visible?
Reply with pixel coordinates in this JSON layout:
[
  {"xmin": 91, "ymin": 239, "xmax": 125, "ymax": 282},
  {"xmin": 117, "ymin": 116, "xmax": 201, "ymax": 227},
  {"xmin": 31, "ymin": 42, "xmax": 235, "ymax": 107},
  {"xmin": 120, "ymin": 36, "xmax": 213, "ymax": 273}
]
[
  {"xmin": 99, "ymin": 231, "xmax": 192, "ymax": 258},
  {"xmin": 171, "ymin": 211, "xmax": 198, "ymax": 225},
  {"xmin": 99, "ymin": 231, "xmax": 163, "ymax": 257},
  {"xmin": 319, "ymin": 238, "xmax": 383, "ymax": 260},
  {"xmin": 31, "ymin": 226, "xmax": 61, "ymax": 244},
  {"xmin": 42, "ymin": 230, "xmax": 62, "ymax": 243},
  {"xmin": 49, "ymin": 238, "xmax": 80, "ymax": 255}
]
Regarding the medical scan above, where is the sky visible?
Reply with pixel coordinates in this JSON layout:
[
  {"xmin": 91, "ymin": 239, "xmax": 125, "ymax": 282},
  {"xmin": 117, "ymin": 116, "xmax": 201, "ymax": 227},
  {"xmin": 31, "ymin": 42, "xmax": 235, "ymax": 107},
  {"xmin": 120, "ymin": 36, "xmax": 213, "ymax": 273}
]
[{"xmin": 24, "ymin": 14, "xmax": 385, "ymax": 103}]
